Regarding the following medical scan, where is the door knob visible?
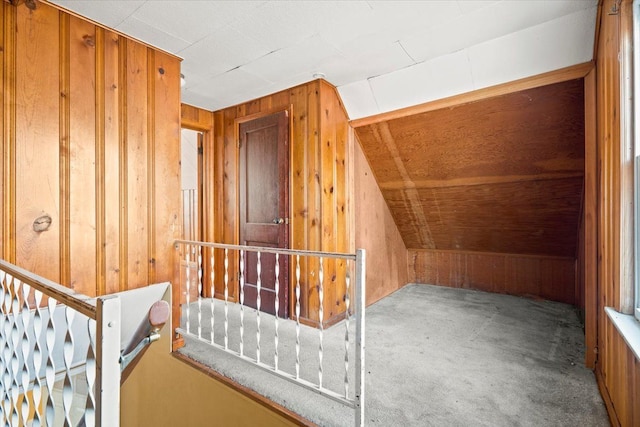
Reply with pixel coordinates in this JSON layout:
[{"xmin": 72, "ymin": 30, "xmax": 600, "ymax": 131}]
[{"xmin": 273, "ymin": 218, "xmax": 285, "ymax": 224}]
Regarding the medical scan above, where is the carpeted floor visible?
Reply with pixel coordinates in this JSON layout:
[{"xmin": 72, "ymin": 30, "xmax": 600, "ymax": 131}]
[{"xmin": 179, "ymin": 283, "xmax": 609, "ymax": 426}]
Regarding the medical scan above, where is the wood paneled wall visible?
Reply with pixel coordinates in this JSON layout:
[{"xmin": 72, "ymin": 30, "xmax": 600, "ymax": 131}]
[
  {"xmin": 353, "ymin": 79, "xmax": 585, "ymax": 258},
  {"xmin": 0, "ymin": 1, "xmax": 181, "ymax": 296},
  {"xmin": 210, "ymin": 80, "xmax": 352, "ymax": 326},
  {"xmin": 589, "ymin": 1, "xmax": 640, "ymax": 425},
  {"xmin": 354, "ymin": 141, "xmax": 408, "ymax": 306},
  {"xmin": 410, "ymin": 250, "xmax": 576, "ymax": 304}
]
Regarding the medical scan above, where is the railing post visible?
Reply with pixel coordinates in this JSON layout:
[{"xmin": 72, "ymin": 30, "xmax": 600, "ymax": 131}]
[
  {"xmin": 96, "ymin": 295, "xmax": 121, "ymax": 427},
  {"xmin": 354, "ymin": 249, "xmax": 366, "ymax": 427}
]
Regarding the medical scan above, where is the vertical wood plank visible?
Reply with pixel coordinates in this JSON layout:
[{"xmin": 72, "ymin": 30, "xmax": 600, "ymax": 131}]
[
  {"xmin": 59, "ymin": 12, "xmax": 70, "ymax": 287},
  {"xmin": 290, "ymin": 85, "xmax": 308, "ymax": 317},
  {"xmin": 153, "ymin": 51, "xmax": 181, "ymax": 284},
  {"xmin": 0, "ymin": 0, "xmax": 5, "ymax": 260},
  {"xmin": 306, "ymin": 82, "xmax": 321, "ymax": 321},
  {"xmin": 125, "ymin": 39, "xmax": 149, "ymax": 289},
  {"xmin": 1, "ymin": 1, "xmax": 16, "ymax": 262},
  {"xmin": 319, "ymin": 83, "xmax": 337, "ymax": 319},
  {"xmin": 15, "ymin": 4, "xmax": 61, "ymax": 281},
  {"xmin": 103, "ymin": 30, "xmax": 121, "ymax": 294},
  {"xmin": 584, "ymin": 68, "xmax": 598, "ymax": 368},
  {"xmin": 68, "ymin": 16, "xmax": 97, "ymax": 295},
  {"xmin": 95, "ymin": 27, "xmax": 106, "ymax": 296},
  {"xmin": 147, "ymin": 49, "xmax": 156, "ymax": 284}
]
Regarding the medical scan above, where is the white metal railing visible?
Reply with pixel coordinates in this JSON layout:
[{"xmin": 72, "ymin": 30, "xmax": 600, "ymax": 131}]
[
  {"xmin": 0, "ymin": 259, "xmax": 121, "ymax": 427},
  {"xmin": 175, "ymin": 240, "xmax": 366, "ymax": 426}
]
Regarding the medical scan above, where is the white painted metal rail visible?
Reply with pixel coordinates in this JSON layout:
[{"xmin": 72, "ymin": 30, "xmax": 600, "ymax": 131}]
[
  {"xmin": 175, "ymin": 240, "xmax": 366, "ymax": 426},
  {"xmin": 0, "ymin": 259, "xmax": 121, "ymax": 427}
]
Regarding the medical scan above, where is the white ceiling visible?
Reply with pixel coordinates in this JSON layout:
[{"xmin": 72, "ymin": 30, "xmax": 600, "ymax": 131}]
[{"xmin": 49, "ymin": 0, "xmax": 598, "ymax": 120}]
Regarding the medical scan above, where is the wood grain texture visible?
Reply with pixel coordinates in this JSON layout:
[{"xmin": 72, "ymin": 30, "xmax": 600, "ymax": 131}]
[
  {"xmin": 592, "ymin": 2, "xmax": 640, "ymax": 426},
  {"xmin": 410, "ymin": 250, "xmax": 576, "ymax": 304},
  {"xmin": 1, "ymin": 1, "xmax": 16, "ymax": 262},
  {"xmin": 1, "ymin": 1, "xmax": 181, "ymax": 296},
  {"xmin": 583, "ymin": 69, "xmax": 598, "ymax": 369},
  {"xmin": 68, "ymin": 15, "xmax": 97, "ymax": 295},
  {"xmin": 355, "ymin": 79, "xmax": 585, "ymax": 258},
  {"xmin": 210, "ymin": 79, "xmax": 353, "ymax": 326},
  {"xmin": 354, "ymin": 141, "xmax": 408, "ymax": 306},
  {"xmin": 15, "ymin": 3, "xmax": 61, "ymax": 282}
]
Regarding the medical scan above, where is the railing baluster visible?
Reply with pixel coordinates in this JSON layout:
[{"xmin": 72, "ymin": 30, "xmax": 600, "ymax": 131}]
[
  {"xmin": 344, "ymin": 267, "xmax": 351, "ymax": 399},
  {"xmin": 210, "ymin": 248, "xmax": 215, "ymax": 345},
  {"xmin": 20, "ymin": 283, "xmax": 32, "ymax": 425},
  {"xmin": 318, "ymin": 257, "xmax": 324, "ymax": 389},
  {"xmin": 240, "ymin": 250, "xmax": 245, "ymax": 356},
  {"xmin": 224, "ymin": 248, "xmax": 229, "ymax": 350},
  {"xmin": 295, "ymin": 254, "xmax": 301, "ymax": 379},
  {"xmin": 355, "ymin": 249, "xmax": 367, "ymax": 427},
  {"xmin": 33, "ymin": 289, "xmax": 45, "ymax": 426},
  {"xmin": 44, "ymin": 295, "xmax": 57, "ymax": 427},
  {"xmin": 274, "ymin": 253, "xmax": 279, "ymax": 371},
  {"xmin": 185, "ymin": 243, "xmax": 191, "ymax": 335},
  {"xmin": 84, "ymin": 319, "xmax": 97, "ymax": 427},
  {"xmin": 197, "ymin": 245, "xmax": 203, "ymax": 339},
  {"xmin": 0, "ymin": 271, "xmax": 7, "ymax": 424},
  {"xmin": 62, "ymin": 306, "xmax": 76, "ymax": 426},
  {"xmin": 256, "ymin": 251, "xmax": 261, "ymax": 364},
  {"xmin": 10, "ymin": 277, "xmax": 21, "ymax": 426}
]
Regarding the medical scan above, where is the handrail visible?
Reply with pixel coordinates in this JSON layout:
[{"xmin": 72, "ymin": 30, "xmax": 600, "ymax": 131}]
[
  {"xmin": 0, "ymin": 259, "xmax": 96, "ymax": 318},
  {"xmin": 174, "ymin": 239, "xmax": 358, "ymax": 260}
]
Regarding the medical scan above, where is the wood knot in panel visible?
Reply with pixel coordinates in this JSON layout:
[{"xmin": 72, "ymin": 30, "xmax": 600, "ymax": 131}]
[
  {"xmin": 83, "ymin": 35, "xmax": 95, "ymax": 47},
  {"xmin": 33, "ymin": 214, "xmax": 52, "ymax": 232}
]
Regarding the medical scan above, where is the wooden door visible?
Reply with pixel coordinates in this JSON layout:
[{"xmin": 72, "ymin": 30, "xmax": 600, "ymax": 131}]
[{"xmin": 239, "ymin": 111, "xmax": 289, "ymax": 317}]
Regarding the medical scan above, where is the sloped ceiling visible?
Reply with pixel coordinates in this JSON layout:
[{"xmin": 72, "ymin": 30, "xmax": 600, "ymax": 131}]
[
  {"xmin": 354, "ymin": 79, "xmax": 585, "ymax": 257},
  {"xmin": 48, "ymin": 0, "xmax": 598, "ymax": 119}
]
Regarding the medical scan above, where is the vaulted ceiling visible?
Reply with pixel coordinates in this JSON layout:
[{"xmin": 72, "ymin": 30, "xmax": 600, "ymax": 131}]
[{"xmin": 48, "ymin": 0, "xmax": 598, "ymax": 120}]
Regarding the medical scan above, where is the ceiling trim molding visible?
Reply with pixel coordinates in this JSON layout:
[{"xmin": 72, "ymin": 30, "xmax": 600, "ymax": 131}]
[{"xmin": 350, "ymin": 61, "xmax": 594, "ymax": 129}]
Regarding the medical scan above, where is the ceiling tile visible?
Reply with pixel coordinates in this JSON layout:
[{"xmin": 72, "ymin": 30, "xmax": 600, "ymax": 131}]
[
  {"xmin": 402, "ymin": 0, "xmax": 599, "ymax": 63},
  {"xmin": 178, "ymin": 27, "xmax": 271, "ymax": 79},
  {"xmin": 319, "ymin": 42, "xmax": 415, "ymax": 86},
  {"xmin": 366, "ymin": 1, "xmax": 462, "ymax": 35},
  {"xmin": 241, "ymin": 35, "xmax": 342, "ymax": 84},
  {"xmin": 116, "ymin": 17, "xmax": 190, "ymax": 54},
  {"xmin": 50, "ymin": 1, "xmax": 145, "ymax": 28},
  {"xmin": 468, "ymin": 7, "xmax": 597, "ymax": 90},
  {"xmin": 456, "ymin": 1, "xmax": 499, "ymax": 14},
  {"xmin": 369, "ymin": 50, "xmax": 474, "ymax": 114},
  {"xmin": 132, "ymin": 1, "xmax": 266, "ymax": 44},
  {"xmin": 338, "ymin": 80, "xmax": 380, "ymax": 120},
  {"xmin": 188, "ymin": 68, "xmax": 270, "ymax": 101}
]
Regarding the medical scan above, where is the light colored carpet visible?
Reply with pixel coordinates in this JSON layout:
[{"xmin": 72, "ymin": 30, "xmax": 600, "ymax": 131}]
[{"xmin": 179, "ymin": 284, "xmax": 609, "ymax": 426}]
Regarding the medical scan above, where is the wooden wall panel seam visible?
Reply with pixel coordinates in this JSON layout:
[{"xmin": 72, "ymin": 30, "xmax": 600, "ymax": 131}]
[
  {"xmin": 147, "ymin": 48, "xmax": 156, "ymax": 285},
  {"xmin": 2, "ymin": 1, "xmax": 16, "ymax": 263}
]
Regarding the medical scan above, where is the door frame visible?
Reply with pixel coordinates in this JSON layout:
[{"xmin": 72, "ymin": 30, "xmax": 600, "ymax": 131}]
[
  {"xmin": 234, "ymin": 107, "xmax": 293, "ymax": 318},
  {"xmin": 180, "ymin": 107, "xmax": 215, "ymax": 298}
]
